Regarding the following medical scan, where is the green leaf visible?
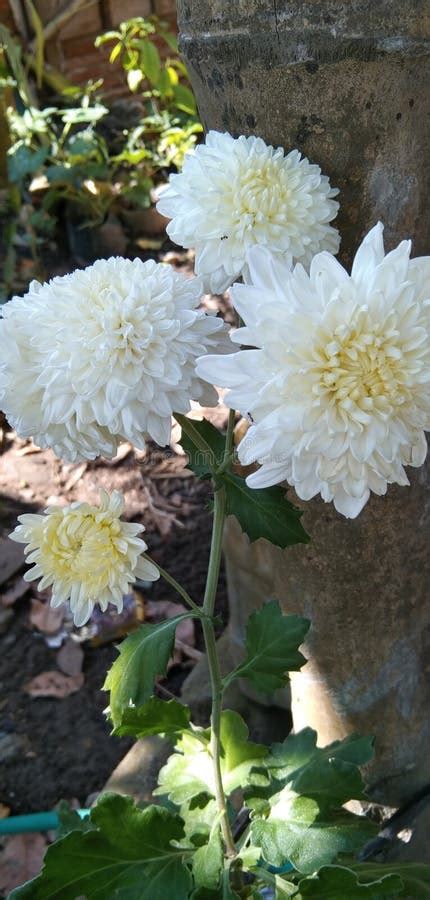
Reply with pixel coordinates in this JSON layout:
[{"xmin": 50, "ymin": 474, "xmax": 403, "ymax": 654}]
[
  {"xmin": 244, "ymin": 782, "xmax": 273, "ymax": 818},
  {"xmin": 30, "ymin": 209, "xmax": 56, "ymax": 237},
  {"xmin": 251, "ymin": 794, "xmax": 376, "ymax": 874},
  {"xmin": 7, "ymin": 145, "xmax": 48, "ymax": 182},
  {"xmin": 162, "ymin": 31, "xmax": 179, "ymax": 53},
  {"xmin": 155, "ymin": 728, "xmax": 212, "ymax": 804},
  {"xmin": 45, "ymin": 164, "xmax": 76, "ymax": 185},
  {"xmin": 191, "ymin": 890, "xmax": 222, "ymax": 899},
  {"xmin": 66, "ymin": 133, "xmax": 99, "ymax": 158},
  {"xmin": 267, "ymin": 729, "xmax": 374, "ymax": 804},
  {"xmin": 219, "ymin": 710, "xmax": 268, "ymax": 795},
  {"xmin": 238, "ymin": 845, "xmax": 262, "ymax": 869},
  {"xmin": 157, "ymin": 67, "xmax": 172, "ymax": 96},
  {"xmin": 227, "ymin": 601, "xmax": 309, "ymax": 693},
  {"xmin": 10, "ymin": 794, "xmax": 192, "ymax": 899},
  {"xmin": 274, "ymin": 875, "xmax": 298, "ymax": 898},
  {"xmin": 298, "ymin": 865, "xmax": 404, "ymax": 898},
  {"xmin": 179, "ymin": 417, "xmax": 225, "ymax": 479},
  {"xmin": 191, "ymin": 890, "xmax": 223, "ymax": 899},
  {"xmin": 348, "ymin": 863, "xmax": 430, "ymax": 899},
  {"xmin": 155, "ymin": 711, "xmax": 267, "ymax": 804},
  {"xmin": 192, "ymin": 825, "xmax": 224, "ymax": 890},
  {"xmin": 122, "ymin": 47, "xmax": 138, "ymax": 70},
  {"xmin": 221, "ymin": 474, "xmax": 310, "ymax": 548},
  {"xmin": 173, "ymin": 82, "xmax": 197, "ymax": 115},
  {"xmin": 104, "ymin": 616, "xmax": 193, "ymax": 727},
  {"xmin": 140, "ymin": 38, "xmax": 161, "ymax": 85},
  {"xmin": 179, "ymin": 420, "xmax": 309, "ymax": 548},
  {"xmin": 181, "ymin": 797, "xmax": 219, "ymax": 845},
  {"xmin": 113, "ymin": 697, "xmax": 191, "ymax": 737},
  {"xmin": 254, "ymin": 870, "xmax": 297, "ymax": 899},
  {"xmin": 250, "ymin": 730, "xmax": 376, "ymax": 874},
  {"xmin": 55, "ymin": 800, "xmax": 93, "ymax": 838},
  {"xmin": 191, "ymin": 887, "xmax": 233, "ymax": 900}
]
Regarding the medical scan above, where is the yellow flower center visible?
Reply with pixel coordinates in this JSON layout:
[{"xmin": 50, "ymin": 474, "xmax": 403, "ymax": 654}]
[
  {"xmin": 234, "ymin": 158, "xmax": 289, "ymax": 227},
  {"xmin": 41, "ymin": 511, "xmax": 122, "ymax": 590},
  {"xmin": 317, "ymin": 323, "xmax": 408, "ymax": 415}
]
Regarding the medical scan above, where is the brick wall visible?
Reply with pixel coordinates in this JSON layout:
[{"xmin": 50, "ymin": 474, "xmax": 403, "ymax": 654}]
[{"xmin": 3, "ymin": 0, "xmax": 178, "ymax": 97}]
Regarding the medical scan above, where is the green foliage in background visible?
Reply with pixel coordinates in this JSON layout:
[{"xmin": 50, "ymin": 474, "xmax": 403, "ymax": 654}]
[
  {"xmin": 95, "ymin": 15, "xmax": 197, "ymax": 116},
  {"xmin": 0, "ymin": 15, "xmax": 202, "ymax": 299}
]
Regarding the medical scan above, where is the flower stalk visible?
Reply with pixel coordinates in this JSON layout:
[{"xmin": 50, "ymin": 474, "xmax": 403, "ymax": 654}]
[
  {"xmin": 201, "ymin": 407, "xmax": 237, "ymax": 857},
  {"xmin": 156, "ymin": 410, "xmax": 237, "ymax": 856},
  {"xmin": 202, "ymin": 487, "xmax": 236, "ymax": 856}
]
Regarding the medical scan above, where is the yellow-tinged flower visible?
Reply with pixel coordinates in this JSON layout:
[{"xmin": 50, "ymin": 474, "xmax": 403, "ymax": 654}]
[{"xmin": 10, "ymin": 490, "xmax": 159, "ymax": 626}]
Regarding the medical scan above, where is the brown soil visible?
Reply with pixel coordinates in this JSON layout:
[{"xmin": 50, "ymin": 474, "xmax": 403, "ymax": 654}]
[{"xmin": 0, "ymin": 432, "xmax": 227, "ymax": 814}]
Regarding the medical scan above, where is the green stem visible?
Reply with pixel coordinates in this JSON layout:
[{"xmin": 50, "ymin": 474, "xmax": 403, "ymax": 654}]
[
  {"xmin": 142, "ymin": 558, "xmax": 202, "ymax": 616},
  {"xmin": 201, "ymin": 406, "xmax": 237, "ymax": 858},
  {"xmin": 202, "ymin": 488, "xmax": 236, "ymax": 857},
  {"xmin": 224, "ymin": 408, "xmax": 236, "ymax": 458},
  {"xmin": 171, "ymin": 408, "xmax": 237, "ymax": 855},
  {"xmin": 216, "ymin": 450, "xmax": 235, "ymax": 476}
]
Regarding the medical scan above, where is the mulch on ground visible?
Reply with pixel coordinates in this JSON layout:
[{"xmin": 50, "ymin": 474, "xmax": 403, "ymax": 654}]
[{"xmin": 0, "ymin": 427, "xmax": 228, "ymax": 816}]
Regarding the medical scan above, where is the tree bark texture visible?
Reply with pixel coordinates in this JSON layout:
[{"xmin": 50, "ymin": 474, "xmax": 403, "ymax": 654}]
[{"xmin": 177, "ymin": 0, "xmax": 430, "ymax": 807}]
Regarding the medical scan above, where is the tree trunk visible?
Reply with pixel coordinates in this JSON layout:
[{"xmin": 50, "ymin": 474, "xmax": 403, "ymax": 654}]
[{"xmin": 177, "ymin": 0, "xmax": 430, "ymax": 807}]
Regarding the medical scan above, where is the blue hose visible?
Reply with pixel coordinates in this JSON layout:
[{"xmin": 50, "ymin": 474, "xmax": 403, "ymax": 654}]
[{"xmin": 0, "ymin": 809, "xmax": 90, "ymax": 834}]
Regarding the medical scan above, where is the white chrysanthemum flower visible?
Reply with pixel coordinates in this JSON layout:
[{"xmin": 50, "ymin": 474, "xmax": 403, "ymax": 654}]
[
  {"xmin": 0, "ymin": 257, "xmax": 227, "ymax": 462},
  {"xmin": 157, "ymin": 130, "xmax": 340, "ymax": 293},
  {"xmin": 10, "ymin": 490, "xmax": 159, "ymax": 626},
  {"xmin": 196, "ymin": 225, "xmax": 430, "ymax": 518}
]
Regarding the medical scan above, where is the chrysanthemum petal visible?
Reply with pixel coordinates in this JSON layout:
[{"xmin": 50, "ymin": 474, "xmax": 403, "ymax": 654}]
[
  {"xmin": 157, "ymin": 131, "xmax": 339, "ymax": 292},
  {"xmin": 198, "ymin": 230, "xmax": 430, "ymax": 518},
  {"xmin": 0, "ymin": 258, "xmax": 230, "ymax": 462},
  {"xmin": 9, "ymin": 491, "xmax": 159, "ymax": 625}
]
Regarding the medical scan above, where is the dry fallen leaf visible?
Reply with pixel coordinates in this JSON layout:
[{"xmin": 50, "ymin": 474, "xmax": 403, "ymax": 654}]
[
  {"xmin": 0, "ymin": 833, "xmax": 47, "ymax": 894},
  {"xmin": 103, "ymin": 442, "xmax": 133, "ymax": 467},
  {"xmin": 29, "ymin": 597, "xmax": 65, "ymax": 635},
  {"xmin": 63, "ymin": 461, "xmax": 87, "ymax": 492},
  {"xmin": 57, "ymin": 639, "xmax": 84, "ymax": 677},
  {"xmin": 46, "ymin": 494, "xmax": 66, "ymax": 506},
  {"xmin": 88, "ymin": 592, "xmax": 144, "ymax": 646},
  {"xmin": 151, "ymin": 457, "xmax": 192, "ymax": 479},
  {"xmin": 16, "ymin": 443, "xmax": 43, "ymax": 456},
  {"xmin": 174, "ymin": 639, "xmax": 203, "ymax": 662},
  {"xmin": 24, "ymin": 670, "xmax": 84, "ymax": 698},
  {"xmin": 136, "ymin": 237, "xmax": 163, "ymax": 250},
  {"xmin": 188, "ymin": 401, "xmax": 231, "ymax": 430},
  {"xmin": 141, "ymin": 485, "xmax": 182, "ymax": 537}
]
